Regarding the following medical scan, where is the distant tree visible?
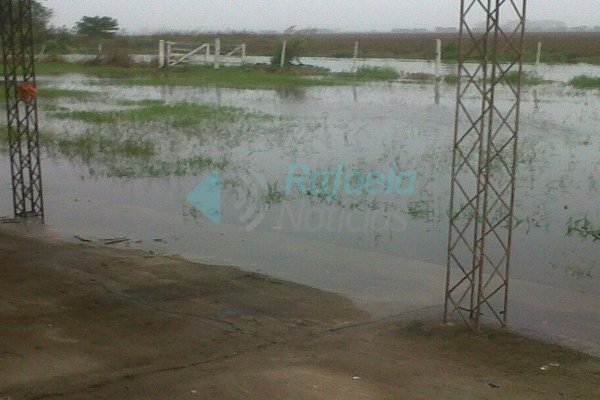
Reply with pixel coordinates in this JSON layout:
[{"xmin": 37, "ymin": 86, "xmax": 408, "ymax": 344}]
[
  {"xmin": 31, "ymin": 0, "xmax": 53, "ymax": 37},
  {"xmin": 45, "ymin": 25, "xmax": 72, "ymax": 54},
  {"xmin": 8, "ymin": 0, "xmax": 53, "ymax": 44},
  {"xmin": 75, "ymin": 16, "xmax": 119, "ymax": 37}
]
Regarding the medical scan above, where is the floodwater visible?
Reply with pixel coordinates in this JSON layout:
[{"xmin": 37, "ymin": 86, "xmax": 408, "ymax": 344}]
[
  {"xmin": 1, "ymin": 62, "xmax": 599, "ymax": 354},
  {"xmin": 64, "ymin": 53, "xmax": 600, "ymax": 83}
]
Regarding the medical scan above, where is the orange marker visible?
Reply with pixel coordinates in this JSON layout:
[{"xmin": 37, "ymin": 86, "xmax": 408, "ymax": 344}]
[{"xmin": 17, "ymin": 83, "xmax": 37, "ymax": 102}]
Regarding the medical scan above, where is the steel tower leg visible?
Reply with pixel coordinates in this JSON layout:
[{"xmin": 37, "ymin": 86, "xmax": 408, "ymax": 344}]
[
  {"xmin": 445, "ymin": 0, "xmax": 527, "ymax": 329},
  {"xmin": 0, "ymin": 0, "xmax": 44, "ymax": 221}
]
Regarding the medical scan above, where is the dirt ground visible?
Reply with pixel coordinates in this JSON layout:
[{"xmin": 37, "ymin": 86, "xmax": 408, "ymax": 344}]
[{"xmin": 1, "ymin": 228, "xmax": 599, "ymax": 400}]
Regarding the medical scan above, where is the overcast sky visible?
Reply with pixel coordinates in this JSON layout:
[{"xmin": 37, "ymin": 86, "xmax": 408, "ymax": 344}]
[{"xmin": 43, "ymin": 0, "xmax": 600, "ymax": 33}]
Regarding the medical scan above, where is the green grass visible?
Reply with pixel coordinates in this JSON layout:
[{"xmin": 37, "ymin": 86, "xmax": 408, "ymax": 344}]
[
  {"xmin": 1, "ymin": 117, "xmax": 233, "ymax": 179},
  {"xmin": 0, "ymin": 87, "xmax": 98, "ymax": 101},
  {"xmin": 567, "ymin": 216, "xmax": 600, "ymax": 241},
  {"xmin": 50, "ymin": 131, "xmax": 226, "ymax": 178},
  {"xmin": 504, "ymin": 71, "xmax": 545, "ymax": 86},
  {"xmin": 38, "ymin": 88, "xmax": 100, "ymax": 100},
  {"xmin": 28, "ymin": 62, "xmax": 400, "ymax": 89},
  {"xmin": 55, "ymin": 133, "xmax": 156, "ymax": 160},
  {"xmin": 569, "ymin": 75, "xmax": 600, "ymax": 89},
  {"xmin": 333, "ymin": 66, "xmax": 400, "ymax": 82},
  {"xmin": 444, "ymin": 74, "xmax": 459, "ymax": 84},
  {"xmin": 404, "ymin": 72, "xmax": 435, "ymax": 82},
  {"xmin": 2, "ymin": 126, "xmax": 226, "ymax": 179},
  {"xmin": 441, "ymin": 72, "xmax": 545, "ymax": 87},
  {"xmin": 0, "ymin": 127, "xmax": 54, "ymax": 152},
  {"xmin": 114, "ymin": 99, "xmax": 165, "ymax": 106},
  {"xmin": 354, "ymin": 66, "xmax": 399, "ymax": 80},
  {"xmin": 50, "ymin": 102, "xmax": 266, "ymax": 128}
]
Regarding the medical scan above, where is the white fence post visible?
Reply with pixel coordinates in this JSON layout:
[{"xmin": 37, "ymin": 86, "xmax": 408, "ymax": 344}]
[
  {"xmin": 280, "ymin": 40, "xmax": 287, "ymax": 68},
  {"xmin": 214, "ymin": 38, "xmax": 221, "ymax": 69},
  {"xmin": 241, "ymin": 43, "xmax": 247, "ymax": 64},
  {"xmin": 158, "ymin": 40, "xmax": 165, "ymax": 68},
  {"xmin": 205, "ymin": 43, "xmax": 211, "ymax": 64},
  {"xmin": 435, "ymin": 39, "xmax": 442, "ymax": 80},
  {"xmin": 352, "ymin": 41, "xmax": 359, "ymax": 74},
  {"xmin": 535, "ymin": 41, "xmax": 542, "ymax": 75},
  {"xmin": 166, "ymin": 41, "xmax": 172, "ymax": 68}
]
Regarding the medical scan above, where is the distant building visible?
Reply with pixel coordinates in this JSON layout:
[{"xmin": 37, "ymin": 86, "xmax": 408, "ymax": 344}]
[
  {"xmin": 391, "ymin": 28, "xmax": 429, "ymax": 33},
  {"xmin": 435, "ymin": 27, "xmax": 457, "ymax": 33},
  {"xmin": 283, "ymin": 26, "xmax": 338, "ymax": 35},
  {"xmin": 569, "ymin": 26, "xmax": 590, "ymax": 32},
  {"xmin": 527, "ymin": 20, "xmax": 568, "ymax": 32},
  {"xmin": 474, "ymin": 19, "xmax": 568, "ymax": 32}
]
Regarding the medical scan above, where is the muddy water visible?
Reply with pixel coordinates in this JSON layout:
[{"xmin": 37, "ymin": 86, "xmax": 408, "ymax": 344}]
[{"xmin": 1, "ymin": 76, "xmax": 599, "ymax": 353}]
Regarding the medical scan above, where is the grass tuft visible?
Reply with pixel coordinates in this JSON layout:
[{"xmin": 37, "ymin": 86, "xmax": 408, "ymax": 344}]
[
  {"xmin": 354, "ymin": 66, "xmax": 400, "ymax": 80},
  {"xmin": 50, "ymin": 102, "xmax": 267, "ymax": 128},
  {"xmin": 569, "ymin": 75, "xmax": 600, "ymax": 89}
]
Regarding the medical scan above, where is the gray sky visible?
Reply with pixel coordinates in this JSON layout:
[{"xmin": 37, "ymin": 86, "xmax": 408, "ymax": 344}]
[{"xmin": 43, "ymin": 0, "xmax": 600, "ymax": 33}]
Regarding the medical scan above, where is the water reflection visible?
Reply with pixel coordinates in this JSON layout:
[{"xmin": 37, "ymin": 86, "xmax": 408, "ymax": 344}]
[{"xmin": 434, "ymin": 79, "xmax": 441, "ymax": 105}]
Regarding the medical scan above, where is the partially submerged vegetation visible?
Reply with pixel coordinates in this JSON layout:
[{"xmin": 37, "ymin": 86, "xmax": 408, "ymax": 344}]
[
  {"xmin": 0, "ymin": 87, "xmax": 99, "ymax": 101},
  {"xmin": 569, "ymin": 75, "xmax": 600, "ymax": 89},
  {"xmin": 402, "ymin": 72, "xmax": 435, "ymax": 82},
  {"xmin": 440, "ymin": 72, "xmax": 546, "ymax": 86},
  {"xmin": 567, "ymin": 216, "xmax": 600, "ymax": 241},
  {"xmin": 50, "ymin": 101, "xmax": 266, "ymax": 128},
  {"xmin": 353, "ymin": 66, "xmax": 400, "ymax": 80},
  {"xmin": 0, "ymin": 126, "xmax": 228, "ymax": 179},
  {"xmin": 30, "ymin": 62, "xmax": 399, "ymax": 89},
  {"xmin": 504, "ymin": 71, "xmax": 546, "ymax": 86}
]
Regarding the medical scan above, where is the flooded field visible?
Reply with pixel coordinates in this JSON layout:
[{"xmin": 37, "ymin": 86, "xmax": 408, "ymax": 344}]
[
  {"xmin": 67, "ymin": 54, "xmax": 600, "ymax": 82},
  {"xmin": 1, "ymin": 61, "xmax": 599, "ymax": 353}
]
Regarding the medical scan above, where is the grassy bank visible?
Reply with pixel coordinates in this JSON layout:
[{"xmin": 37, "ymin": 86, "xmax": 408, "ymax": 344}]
[{"xmin": 28, "ymin": 62, "xmax": 399, "ymax": 89}]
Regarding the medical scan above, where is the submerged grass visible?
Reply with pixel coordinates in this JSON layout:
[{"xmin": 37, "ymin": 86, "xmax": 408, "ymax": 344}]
[
  {"xmin": 0, "ymin": 88, "xmax": 99, "ymax": 101},
  {"xmin": 0, "ymin": 122, "xmax": 223, "ymax": 178},
  {"xmin": 567, "ymin": 216, "xmax": 600, "ymax": 241},
  {"xmin": 504, "ymin": 71, "xmax": 545, "ymax": 86},
  {"xmin": 442, "ymin": 72, "xmax": 545, "ymax": 86},
  {"xmin": 115, "ymin": 99, "xmax": 165, "ymax": 106},
  {"xmin": 55, "ymin": 134, "xmax": 156, "ymax": 161},
  {"xmin": 38, "ymin": 88, "xmax": 100, "ymax": 100},
  {"xmin": 351, "ymin": 66, "xmax": 400, "ymax": 81},
  {"xmin": 569, "ymin": 75, "xmax": 600, "ymax": 89},
  {"xmin": 50, "ymin": 102, "xmax": 267, "ymax": 128}
]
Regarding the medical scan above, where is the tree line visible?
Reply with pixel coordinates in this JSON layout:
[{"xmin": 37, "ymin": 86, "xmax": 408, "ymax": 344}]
[{"xmin": 25, "ymin": 0, "xmax": 119, "ymax": 52}]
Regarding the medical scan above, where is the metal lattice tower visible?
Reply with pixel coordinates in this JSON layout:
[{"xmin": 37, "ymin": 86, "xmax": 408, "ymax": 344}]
[
  {"xmin": 0, "ymin": 0, "xmax": 44, "ymax": 221},
  {"xmin": 444, "ymin": 0, "xmax": 527, "ymax": 329}
]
